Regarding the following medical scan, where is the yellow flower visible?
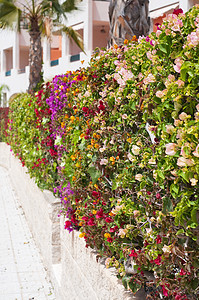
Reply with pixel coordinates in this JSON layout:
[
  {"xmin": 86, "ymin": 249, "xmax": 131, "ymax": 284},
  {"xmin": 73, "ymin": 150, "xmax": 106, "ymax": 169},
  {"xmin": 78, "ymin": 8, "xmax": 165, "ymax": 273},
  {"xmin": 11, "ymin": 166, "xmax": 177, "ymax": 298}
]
[
  {"xmin": 104, "ymin": 233, "xmax": 111, "ymax": 238},
  {"xmin": 71, "ymin": 155, "xmax": 76, "ymax": 161},
  {"xmin": 65, "ymin": 114, "xmax": 69, "ymax": 119},
  {"xmin": 127, "ymin": 138, "xmax": 132, "ymax": 143},
  {"xmin": 92, "ymin": 210, "xmax": 97, "ymax": 215},
  {"xmin": 72, "ymin": 176, "xmax": 76, "ymax": 181},
  {"xmin": 68, "ymin": 103, "xmax": 72, "ymax": 108},
  {"xmin": 79, "ymin": 232, "xmax": 86, "ymax": 238},
  {"xmin": 80, "ymin": 133, "xmax": 85, "ymax": 139},
  {"xmin": 70, "ymin": 116, "xmax": 75, "ymax": 122},
  {"xmin": 87, "ymin": 145, "xmax": 93, "ymax": 150},
  {"xmin": 94, "ymin": 143, "xmax": 100, "ymax": 149},
  {"xmin": 110, "ymin": 157, "xmax": 115, "ymax": 162},
  {"xmin": 75, "ymin": 162, "xmax": 81, "ymax": 168},
  {"xmin": 91, "ymin": 139, "xmax": 95, "ymax": 145},
  {"xmin": 124, "ymin": 39, "xmax": 129, "ymax": 44}
]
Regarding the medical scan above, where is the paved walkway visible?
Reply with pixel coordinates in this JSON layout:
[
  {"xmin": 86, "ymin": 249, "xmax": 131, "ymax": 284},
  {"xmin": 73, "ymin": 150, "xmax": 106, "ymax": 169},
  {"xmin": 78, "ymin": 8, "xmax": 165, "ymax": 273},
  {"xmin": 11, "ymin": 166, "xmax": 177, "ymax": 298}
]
[{"xmin": 0, "ymin": 166, "xmax": 56, "ymax": 300}]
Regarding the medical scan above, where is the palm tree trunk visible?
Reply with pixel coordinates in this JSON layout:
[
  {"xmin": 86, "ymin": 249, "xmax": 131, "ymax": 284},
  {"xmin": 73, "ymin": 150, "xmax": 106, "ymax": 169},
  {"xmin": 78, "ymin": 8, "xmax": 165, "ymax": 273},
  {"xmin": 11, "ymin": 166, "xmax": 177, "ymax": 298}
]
[
  {"xmin": 28, "ymin": 19, "xmax": 42, "ymax": 93},
  {"xmin": 108, "ymin": 0, "xmax": 150, "ymax": 46}
]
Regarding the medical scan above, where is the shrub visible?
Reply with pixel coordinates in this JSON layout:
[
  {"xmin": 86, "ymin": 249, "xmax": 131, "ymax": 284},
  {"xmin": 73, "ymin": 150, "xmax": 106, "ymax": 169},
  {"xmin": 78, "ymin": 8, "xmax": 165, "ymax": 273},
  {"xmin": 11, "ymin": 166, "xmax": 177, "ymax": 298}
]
[{"xmin": 7, "ymin": 6, "xmax": 199, "ymax": 299}]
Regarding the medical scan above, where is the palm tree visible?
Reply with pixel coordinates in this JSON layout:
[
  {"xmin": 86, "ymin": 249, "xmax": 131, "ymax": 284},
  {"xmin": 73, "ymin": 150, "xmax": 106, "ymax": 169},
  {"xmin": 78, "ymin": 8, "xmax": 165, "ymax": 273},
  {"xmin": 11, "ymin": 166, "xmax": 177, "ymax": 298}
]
[
  {"xmin": 0, "ymin": 0, "xmax": 84, "ymax": 93},
  {"xmin": 108, "ymin": 0, "xmax": 150, "ymax": 46}
]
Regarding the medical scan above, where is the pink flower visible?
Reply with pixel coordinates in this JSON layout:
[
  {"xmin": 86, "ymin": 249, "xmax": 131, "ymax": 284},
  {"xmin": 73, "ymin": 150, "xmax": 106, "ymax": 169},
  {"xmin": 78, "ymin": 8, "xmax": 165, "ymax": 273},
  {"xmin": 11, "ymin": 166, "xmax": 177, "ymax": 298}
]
[
  {"xmin": 165, "ymin": 143, "xmax": 178, "ymax": 155},
  {"xmin": 177, "ymin": 157, "xmax": 195, "ymax": 167},
  {"xmin": 176, "ymin": 79, "xmax": 184, "ymax": 87}
]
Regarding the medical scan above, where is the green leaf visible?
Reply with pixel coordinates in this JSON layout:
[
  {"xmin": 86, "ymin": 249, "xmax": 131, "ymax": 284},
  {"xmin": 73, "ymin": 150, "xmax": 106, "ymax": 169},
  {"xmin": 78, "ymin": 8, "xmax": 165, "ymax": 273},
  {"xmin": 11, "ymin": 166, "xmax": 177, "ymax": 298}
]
[
  {"xmin": 87, "ymin": 166, "xmax": 101, "ymax": 184},
  {"xmin": 163, "ymin": 197, "xmax": 173, "ymax": 214},
  {"xmin": 158, "ymin": 43, "xmax": 170, "ymax": 55},
  {"xmin": 122, "ymin": 276, "xmax": 129, "ymax": 290},
  {"xmin": 170, "ymin": 183, "xmax": 179, "ymax": 196},
  {"xmin": 176, "ymin": 229, "xmax": 184, "ymax": 236}
]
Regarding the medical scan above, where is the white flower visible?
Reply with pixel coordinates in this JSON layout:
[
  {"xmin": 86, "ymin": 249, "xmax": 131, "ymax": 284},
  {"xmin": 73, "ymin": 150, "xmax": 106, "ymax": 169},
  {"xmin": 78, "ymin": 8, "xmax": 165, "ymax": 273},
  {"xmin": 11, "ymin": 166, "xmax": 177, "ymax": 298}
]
[
  {"xmin": 127, "ymin": 153, "xmax": 134, "ymax": 162},
  {"xmin": 148, "ymin": 157, "xmax": 156, "ymax": 165},
  {"xmin": 177, "ymin": 157, "xmax": 195, "ymax": 167},
  {"xmin": 179, "ymin": 112, "xmax": 189, "ymax": 121},
  {"xmin": 165, "ymin": 143, "xmax": 178, "ymax": 156},
  {"xmin": 100, "ymin": 159, "xmax": 108, "ymax": 165},
  {"xmin": 135, "ymin": 174, "xmax": 143, "ymax": 181},
  {"xmin": 190, "ymin": 178, "xmax": 198, "ymax": 186},
  {"xmin": 166, "ymin": 125, "xmax": 175, "ymax": 134},
  {"xmin": 193, "ymin": 144, "xmax": 199, "ymax": 157},
  {"xmin": 131, "ymin": 145, "xmax": 140, "ymax": 155}
]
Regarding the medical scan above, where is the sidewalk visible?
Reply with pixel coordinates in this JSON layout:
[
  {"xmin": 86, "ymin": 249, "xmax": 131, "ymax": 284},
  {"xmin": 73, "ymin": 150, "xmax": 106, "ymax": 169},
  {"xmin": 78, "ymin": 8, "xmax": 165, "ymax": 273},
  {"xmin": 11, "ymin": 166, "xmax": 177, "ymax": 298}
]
[{"xmin": 0, "ymin": 166, "xmax": 56, "ymax": 300}]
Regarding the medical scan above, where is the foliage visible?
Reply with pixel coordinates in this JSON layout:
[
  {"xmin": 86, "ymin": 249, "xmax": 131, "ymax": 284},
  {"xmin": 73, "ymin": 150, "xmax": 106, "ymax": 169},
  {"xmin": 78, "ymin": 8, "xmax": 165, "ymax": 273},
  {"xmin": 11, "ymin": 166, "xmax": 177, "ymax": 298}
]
[
  {"xmin": 7, "ymin": 6, "xmax": 199, "ymax": 299},
  {"xmin": 0, "ymin": 107, "xmax": 9, "ymax": 141}
]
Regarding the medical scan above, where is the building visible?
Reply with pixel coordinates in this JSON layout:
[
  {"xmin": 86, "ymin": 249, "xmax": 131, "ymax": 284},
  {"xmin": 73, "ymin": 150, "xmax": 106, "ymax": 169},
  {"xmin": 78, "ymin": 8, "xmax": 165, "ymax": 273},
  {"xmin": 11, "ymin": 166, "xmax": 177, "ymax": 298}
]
[{"xmin": 0, "ymin": 0, "xmax": 198, "ymax": 105}]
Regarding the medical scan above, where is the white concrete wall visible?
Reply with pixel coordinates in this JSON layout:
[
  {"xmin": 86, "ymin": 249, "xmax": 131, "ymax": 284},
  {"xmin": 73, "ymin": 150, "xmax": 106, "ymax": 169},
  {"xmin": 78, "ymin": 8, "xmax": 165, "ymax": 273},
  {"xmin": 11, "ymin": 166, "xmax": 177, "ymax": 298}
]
[{"xmin": 0, "ymin": 142, "xmax": 140, "ymax": 300}]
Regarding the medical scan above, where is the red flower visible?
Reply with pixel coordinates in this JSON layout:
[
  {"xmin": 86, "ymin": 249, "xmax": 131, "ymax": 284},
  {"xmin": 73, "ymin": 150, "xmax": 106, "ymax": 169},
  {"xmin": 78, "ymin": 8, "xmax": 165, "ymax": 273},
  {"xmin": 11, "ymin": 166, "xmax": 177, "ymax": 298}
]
[
  {"xmin": 173, "ymin": 8, "xmax": 183, "ymax": 16},
  {"xmin": 161, "ymin": 285, "xmax": 168, "ymax": 297},
  {"xmin": 92, "ymin": 191, "xmax": 100, "ymax": 198},
  {"xmin": 179, "ymin": 268, "xmax": 186, "ymax": 276},
  {"xmin": 87, "ymin": 218, "xmax": 95, "ymax": 226},
  {"xmin": 98, "ymin": 101, "xmax": 105, "ymax": 111},
  {"xmin": 96, "ymin": 208, "xmax": 104, "ymax": 219},
  {"xmin": 107, "ymin": 237, "xmax": 113, "ymax": 243},
  {"xmin": 105, "ymin": 217, "xmax": 113, "ymax": 223},
  {"xmin": 150, "ymin": 254, "xmax": 162, "ymax": 265},
  {"xmin": 64, "ymin": 220, "xmax": 71, "ymax": 229},
  {"xmin": 110, "ymin": 226, "xmax": 118, "ymax": 232},
  {"xmin": 156, "ymin": 235, "xmax": 162, "ymax": 244},
  {"xmin": 129, "ymin": 249, "xmax": 138, "ymax": 258},
  {"xmin": 82, "ymin": 107, "xmax": 89, "ymax": 113},
  {"xmin": 156, "ymin": 193, "xmax": 161, "ymax": 199}
]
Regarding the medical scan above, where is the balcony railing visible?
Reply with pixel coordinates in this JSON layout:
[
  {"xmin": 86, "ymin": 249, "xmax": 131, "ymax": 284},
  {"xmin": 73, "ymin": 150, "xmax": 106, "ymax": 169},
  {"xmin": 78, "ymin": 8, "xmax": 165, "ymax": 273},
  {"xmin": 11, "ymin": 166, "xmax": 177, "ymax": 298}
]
[
  {"xmin": 70, "ymin": 54, "xmax": 80, "ymax": 62},
  {"xmin": 50, "ymin": 59, "xmax": 59, "ymax": 67},
  {"xmin": 5, "ymin": 70, "xmax": 11, "ymax": 76},
  {"xmin": 18, "ymin": 68, "xmax": 26, "ymax": 74}
]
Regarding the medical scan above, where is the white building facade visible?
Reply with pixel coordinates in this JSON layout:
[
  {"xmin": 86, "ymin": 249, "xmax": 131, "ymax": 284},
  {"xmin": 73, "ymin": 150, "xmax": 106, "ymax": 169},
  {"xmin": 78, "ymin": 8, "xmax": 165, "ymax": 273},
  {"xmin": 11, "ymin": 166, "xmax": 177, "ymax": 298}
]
[{"xmin": 0, "ymin": 0, "xmax": 198, "ymax": 105}]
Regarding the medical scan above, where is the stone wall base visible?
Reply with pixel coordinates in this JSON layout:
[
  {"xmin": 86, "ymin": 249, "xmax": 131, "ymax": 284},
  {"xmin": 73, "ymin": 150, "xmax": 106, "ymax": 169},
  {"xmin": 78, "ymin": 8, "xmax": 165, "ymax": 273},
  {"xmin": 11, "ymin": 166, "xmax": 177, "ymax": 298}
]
[{"xmin": 0, "ymin": 143, "xmax": 137, "ymax": 300}]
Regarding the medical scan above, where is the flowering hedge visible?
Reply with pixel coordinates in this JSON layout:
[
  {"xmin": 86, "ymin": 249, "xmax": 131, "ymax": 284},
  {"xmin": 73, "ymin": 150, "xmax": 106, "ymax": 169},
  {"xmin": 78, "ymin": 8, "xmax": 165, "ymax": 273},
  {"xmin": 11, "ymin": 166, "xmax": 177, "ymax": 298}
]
[
  {"xmin": 0, "ymin": 107, "xmax": 9, "ymax": 141},
  {"xmin": 7, "ymin": 6, "xmax": 199, "ymax": 299}
]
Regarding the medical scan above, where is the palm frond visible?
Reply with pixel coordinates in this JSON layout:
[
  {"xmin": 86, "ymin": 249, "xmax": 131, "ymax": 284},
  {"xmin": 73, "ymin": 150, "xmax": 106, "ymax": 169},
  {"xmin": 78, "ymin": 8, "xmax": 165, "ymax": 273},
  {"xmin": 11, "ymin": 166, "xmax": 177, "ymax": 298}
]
[
  {"xmin": 0, "ymin": 0, "xmax": 21, "ymax": 29},
  {"xmin": 62, "ymin": 25, "xmax": 85, "ymax": 53},
  {"xmin": 61, "ymin": 0, "xmax": 78, "ymax": 14}
]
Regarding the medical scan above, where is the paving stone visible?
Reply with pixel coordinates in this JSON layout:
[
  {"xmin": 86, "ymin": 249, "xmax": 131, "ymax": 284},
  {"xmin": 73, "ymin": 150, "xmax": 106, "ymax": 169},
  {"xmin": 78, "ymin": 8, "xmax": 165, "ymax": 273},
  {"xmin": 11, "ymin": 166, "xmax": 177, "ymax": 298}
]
[{"xmin": 0, "ymin": 166, "xmax": 56, "ymax": 300}]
